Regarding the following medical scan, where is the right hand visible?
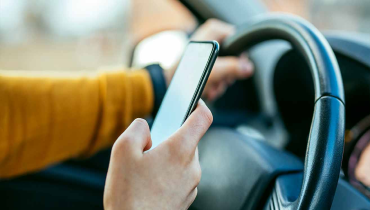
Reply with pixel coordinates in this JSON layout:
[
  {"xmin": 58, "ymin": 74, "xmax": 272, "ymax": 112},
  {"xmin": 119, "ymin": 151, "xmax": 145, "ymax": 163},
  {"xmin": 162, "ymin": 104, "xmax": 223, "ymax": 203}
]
[{"xmin": 104, "ymin": 100, "xmax": 213, "ymax": 210}]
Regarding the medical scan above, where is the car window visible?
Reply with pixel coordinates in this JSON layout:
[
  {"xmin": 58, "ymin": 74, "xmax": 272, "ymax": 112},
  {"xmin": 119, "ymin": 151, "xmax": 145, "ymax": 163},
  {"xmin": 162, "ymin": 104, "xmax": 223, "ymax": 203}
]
[
  {"xmin": 261, "ymin": 0, "xmax": 370, "ymax": 34},
  {"xmin": 0, "ymin": 0, "xmax": 195, "ymax": 70}
]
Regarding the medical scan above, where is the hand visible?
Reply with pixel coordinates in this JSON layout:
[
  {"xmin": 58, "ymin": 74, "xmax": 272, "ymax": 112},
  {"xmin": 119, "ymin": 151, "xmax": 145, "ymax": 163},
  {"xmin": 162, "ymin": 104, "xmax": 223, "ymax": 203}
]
[
  {"xmin": 164, "ymin": 19, "xmax": 254, "ymax": 101},
  {"xmin": 355, "ymin": 141, "xmax": 370, "ymax": 187},
  {"xmin": 104, "ymin": 100, "xmax": 213, "ymax": 210}
]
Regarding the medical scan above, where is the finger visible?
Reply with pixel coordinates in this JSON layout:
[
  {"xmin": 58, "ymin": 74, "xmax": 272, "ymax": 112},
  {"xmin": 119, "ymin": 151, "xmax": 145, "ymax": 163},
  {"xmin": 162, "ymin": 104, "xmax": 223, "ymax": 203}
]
[
  {"xmin": 226, "ymin": 76, "xmax": 236, "ymax": 85},
  {"xmin": 172, "ymin": 100, "xmax": 213, "ymax": 155},
  {"xmin": 194, "ymin": 147, "xmax": 199, "ymax": 164},
  {"xmin": 202, "ymin": 83, "xmax": 216, "ymax": 100},
  {"xmin": 116, "ymin": 118, "xmax": 152, "ymax": 155},
  {"xmin": 205, "ymin": 87, "xmax": 218, "ymax": 101},
  {"xmin": 239, "ymin": 54, "xmax": 254, "ymax": 76},
  {"xmin": 210, "ymin": 56, "xmax": 254, "ymax": 82},
  {"xmin": 185, "ymin": 188, "xmax": 198, "ymax": 209},
  {"xmin": 355, "ymin": 142, "xmax": 370, "ymax": 187},
  {"xmin": 212, "ymin": 82, "xmax": 227, "ymax": 101},
  {"xmin": 207, "ymin": 82, "xmax": 227, "ymax": 101},
  {"xmin": 191, "ymin": 19, "xmax": 235, "ymax": 43}
]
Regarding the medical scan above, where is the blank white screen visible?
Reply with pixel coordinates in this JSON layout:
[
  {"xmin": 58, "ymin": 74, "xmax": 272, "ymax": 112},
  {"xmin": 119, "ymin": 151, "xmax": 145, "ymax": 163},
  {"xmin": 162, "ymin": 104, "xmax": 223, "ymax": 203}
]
[{"xmin": 150, "ymin": 42, "xmax": 214, "ymax": 149}]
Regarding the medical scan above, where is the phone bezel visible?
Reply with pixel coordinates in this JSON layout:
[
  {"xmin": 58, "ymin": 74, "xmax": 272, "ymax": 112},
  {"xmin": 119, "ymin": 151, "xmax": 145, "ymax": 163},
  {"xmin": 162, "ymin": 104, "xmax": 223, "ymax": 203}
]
[{"xmin": 181, "ymin": 40, "xmax": 219, "ymax": 124}]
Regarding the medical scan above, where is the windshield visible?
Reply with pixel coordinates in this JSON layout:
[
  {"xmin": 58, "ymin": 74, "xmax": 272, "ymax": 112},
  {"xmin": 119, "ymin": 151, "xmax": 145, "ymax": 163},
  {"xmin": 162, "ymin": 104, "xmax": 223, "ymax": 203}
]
[
  {"xmin": 261, "ymin": 0, "xmax": 370, "ymax": 34},
  {"xmin": 0, "ymin": 0, "xmax": 368, "ymax": 70}
]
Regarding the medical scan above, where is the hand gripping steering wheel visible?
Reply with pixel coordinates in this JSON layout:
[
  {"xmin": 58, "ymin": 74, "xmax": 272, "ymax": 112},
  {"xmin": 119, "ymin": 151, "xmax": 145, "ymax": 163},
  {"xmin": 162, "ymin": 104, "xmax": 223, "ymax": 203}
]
[{"xmin": 195, "ymin": 14, "xmax": 345, "ymax": 210}]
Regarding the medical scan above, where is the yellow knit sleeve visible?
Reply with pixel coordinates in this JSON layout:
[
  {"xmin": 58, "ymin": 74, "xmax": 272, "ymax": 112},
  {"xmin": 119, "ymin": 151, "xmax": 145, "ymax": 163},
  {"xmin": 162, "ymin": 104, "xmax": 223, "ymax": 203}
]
[{"xmin": 0, "ymin": 68, "xmax": 154, "ymax": 178}]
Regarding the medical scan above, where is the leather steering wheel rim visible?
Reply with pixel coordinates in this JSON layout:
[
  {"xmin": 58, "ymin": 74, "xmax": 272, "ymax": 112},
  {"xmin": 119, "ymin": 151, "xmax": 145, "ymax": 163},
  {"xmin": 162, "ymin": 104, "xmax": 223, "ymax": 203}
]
[{"xmin": 222, "ymin": 14, "xmax": 345, "ymax": 209}]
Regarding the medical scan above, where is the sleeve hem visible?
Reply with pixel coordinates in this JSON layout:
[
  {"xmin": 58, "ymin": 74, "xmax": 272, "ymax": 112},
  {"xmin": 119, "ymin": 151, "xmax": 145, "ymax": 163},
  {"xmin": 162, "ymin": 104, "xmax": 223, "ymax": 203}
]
[{"xmin": 145, "ymin": 64, "xmax": 167, "ymax": 117}]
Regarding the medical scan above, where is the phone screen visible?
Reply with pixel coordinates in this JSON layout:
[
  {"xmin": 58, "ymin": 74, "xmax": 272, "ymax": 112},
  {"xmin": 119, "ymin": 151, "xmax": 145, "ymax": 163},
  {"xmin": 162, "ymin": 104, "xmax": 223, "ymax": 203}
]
[{"xmin": 150, "ymin": 42, "xmax": 217, "ymax": 149}]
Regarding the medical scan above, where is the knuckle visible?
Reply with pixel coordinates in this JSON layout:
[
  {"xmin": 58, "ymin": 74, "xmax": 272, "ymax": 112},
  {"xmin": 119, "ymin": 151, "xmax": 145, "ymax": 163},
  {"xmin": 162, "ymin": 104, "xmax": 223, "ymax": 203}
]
[
  {"xmin": 205, "ymin": 18, "xmax": 216, "ymax": 25},
  {"xmin": 205, "ymin": 18, "xmax": 220, "ymax": 29},
  {"xmin": 133, "ymin": 118, "xmax": 148, "ymax": 128},
  {"xmin": 226, "ymin": 57, "xmax": 240, "ymax": 71},
  {"xmin": 134, "ymin": 118, "xmax": 150, "ymax": 135},
  {"xmin": 132, "ymin": 118, "xmax": 150, "ymax": 134},
  {"xmin": 113, "ymin": 133, "xmax": 134, "ymax": 154},
  {"xmin": 194, "ymin": 164, "xmax": 202, "ymax": 185},
  {"xmin": 115, "ymin": 119, "xmax": 149, "ymax": 146},
  {"xmin": 199, "ymin": 106, "xmax": 213, "ymax": 126},
  {"xmin": 356, "ymin": 167, "xmax": 366, "ymax": 181},
  {"xmin": 218, "ymin": 57, "xmax": 239, "ymax": 78},
  {"xmin": 190, "ymin": 188, "xmax": 198, "ymax": 202},
  {"xmin": 103, "ymin": 191, "xmax": 114, "ymax": 210}
]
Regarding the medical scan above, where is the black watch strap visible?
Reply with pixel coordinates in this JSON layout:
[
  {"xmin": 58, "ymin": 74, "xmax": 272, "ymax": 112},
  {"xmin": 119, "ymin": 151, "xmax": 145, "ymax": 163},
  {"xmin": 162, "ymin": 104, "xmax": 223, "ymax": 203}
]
[{"xmin": 145, "ymin": 64, "xmax": 167, "ymax": 117}]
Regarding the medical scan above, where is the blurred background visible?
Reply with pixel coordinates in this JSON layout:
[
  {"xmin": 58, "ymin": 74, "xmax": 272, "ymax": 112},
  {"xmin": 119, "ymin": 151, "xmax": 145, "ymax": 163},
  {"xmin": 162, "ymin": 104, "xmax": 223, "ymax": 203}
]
[
  {"xmin": 1, "ymin": 0, "xmax": 369, "ymax": 71},
  {"xmin": 1, "ymin": 0, "xmax": 370, "ymax": 206}
]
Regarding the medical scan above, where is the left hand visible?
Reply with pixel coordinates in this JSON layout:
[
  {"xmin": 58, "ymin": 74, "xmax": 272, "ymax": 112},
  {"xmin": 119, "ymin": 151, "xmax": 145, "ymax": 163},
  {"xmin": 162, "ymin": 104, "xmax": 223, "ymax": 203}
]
[
  {"xmin": 356, "ymin": 141, "xmax": 370, "ymax": 187},
  {"xmin": 165, "ymin": 19, "xmax": 254, "ymax": 101}
]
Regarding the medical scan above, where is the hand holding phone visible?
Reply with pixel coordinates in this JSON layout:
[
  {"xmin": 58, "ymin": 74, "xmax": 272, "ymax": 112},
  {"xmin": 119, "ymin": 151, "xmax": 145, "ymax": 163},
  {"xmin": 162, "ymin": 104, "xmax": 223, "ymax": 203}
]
[
  {"xmin": 105, "ymin": 100, "xmax": 213, "ymax": 210},
  {"xmin": 105, "ymin": 41, "xmax": 218, "ymax": 210},
  {"xmin": 150, "ymin": 41, "xmax": 219, "ymax": 149}
]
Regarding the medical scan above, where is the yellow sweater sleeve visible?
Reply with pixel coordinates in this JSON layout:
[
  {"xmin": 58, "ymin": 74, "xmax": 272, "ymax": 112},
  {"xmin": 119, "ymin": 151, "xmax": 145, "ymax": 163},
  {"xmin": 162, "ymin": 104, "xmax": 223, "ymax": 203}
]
[{"xmin": 0, "ymin": 68, "xmax": 154, "ymax": 178}]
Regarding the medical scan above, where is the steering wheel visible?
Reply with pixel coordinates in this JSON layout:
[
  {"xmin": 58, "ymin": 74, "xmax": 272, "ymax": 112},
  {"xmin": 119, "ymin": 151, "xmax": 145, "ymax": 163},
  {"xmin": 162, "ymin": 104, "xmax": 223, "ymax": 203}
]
[{"xmin": 191, "ymin": 14, "xmax": 345, "ymax": 210}]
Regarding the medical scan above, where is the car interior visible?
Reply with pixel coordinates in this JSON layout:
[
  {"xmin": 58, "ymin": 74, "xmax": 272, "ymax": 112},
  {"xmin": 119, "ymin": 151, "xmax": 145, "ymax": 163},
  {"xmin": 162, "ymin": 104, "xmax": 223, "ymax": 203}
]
[
  {"xmin": 1, "ymin": 0, "xmax": 370, "ymax": 209},
  {"xmin": 170, "ymin": 0, "xmax": 370, "ymax": 209}
]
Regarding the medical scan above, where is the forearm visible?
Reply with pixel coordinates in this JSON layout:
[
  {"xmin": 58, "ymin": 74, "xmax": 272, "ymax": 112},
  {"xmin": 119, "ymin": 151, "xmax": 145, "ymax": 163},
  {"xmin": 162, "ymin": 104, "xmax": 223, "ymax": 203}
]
[{"xmin": 0, "ymin": 68, "xmax": 154, "ymax": 178}]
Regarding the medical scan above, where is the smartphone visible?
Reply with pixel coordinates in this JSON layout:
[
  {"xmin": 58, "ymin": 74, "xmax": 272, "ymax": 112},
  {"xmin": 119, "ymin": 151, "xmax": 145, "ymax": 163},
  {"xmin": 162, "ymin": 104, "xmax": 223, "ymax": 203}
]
[{"xmin": 150, "ymin": 41, "xmax": 219, "ymax": 149}]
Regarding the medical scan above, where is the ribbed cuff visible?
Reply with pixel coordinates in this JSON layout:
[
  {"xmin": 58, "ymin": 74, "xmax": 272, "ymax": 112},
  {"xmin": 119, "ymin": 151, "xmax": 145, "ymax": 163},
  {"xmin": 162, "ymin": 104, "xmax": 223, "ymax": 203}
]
[{"xmin": 145, "ymin": 64, "xmax": 167, "ymax": 117}]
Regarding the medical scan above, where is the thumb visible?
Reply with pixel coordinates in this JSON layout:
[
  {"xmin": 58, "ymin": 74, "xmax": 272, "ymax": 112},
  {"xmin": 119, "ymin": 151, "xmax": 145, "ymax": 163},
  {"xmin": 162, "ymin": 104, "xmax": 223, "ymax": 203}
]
[
  {"xmin": 172, "ymin": 100, "xmax": 213, "ymax": 155},
  {"xmin": 117, "ymin": 118, "xmax": 152, "ymax": 155}
]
